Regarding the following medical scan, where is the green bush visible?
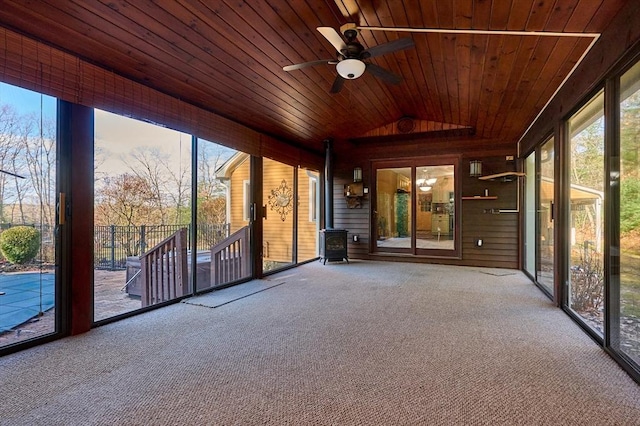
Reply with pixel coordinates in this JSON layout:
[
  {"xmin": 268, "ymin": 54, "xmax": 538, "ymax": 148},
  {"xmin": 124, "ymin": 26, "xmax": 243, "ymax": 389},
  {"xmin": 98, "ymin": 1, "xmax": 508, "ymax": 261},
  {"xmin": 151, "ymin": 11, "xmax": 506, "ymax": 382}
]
[{"xmin": 0, "ymin": 226, "xmax": 41, "ymax": 264}]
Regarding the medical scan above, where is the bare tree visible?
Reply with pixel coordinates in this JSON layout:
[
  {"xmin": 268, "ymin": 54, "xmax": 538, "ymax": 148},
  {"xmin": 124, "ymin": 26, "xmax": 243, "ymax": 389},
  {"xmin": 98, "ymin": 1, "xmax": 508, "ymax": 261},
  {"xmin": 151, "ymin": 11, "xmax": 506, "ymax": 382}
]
[
  {"xmin": 126, "ymin": 147, "xmax": 170, "ymax": 224},
  {"xmin": 95, "ymin": 173, "xmax": 157, "ymax": 226}
]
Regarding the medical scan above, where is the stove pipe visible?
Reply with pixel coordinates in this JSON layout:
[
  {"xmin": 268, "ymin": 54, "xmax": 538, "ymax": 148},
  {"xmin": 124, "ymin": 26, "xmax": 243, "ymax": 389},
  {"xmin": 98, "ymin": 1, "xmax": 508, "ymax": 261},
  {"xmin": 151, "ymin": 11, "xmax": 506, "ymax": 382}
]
[{"xmin": 324, "ymin": 138, "xmax": 333, "ymax": 229}]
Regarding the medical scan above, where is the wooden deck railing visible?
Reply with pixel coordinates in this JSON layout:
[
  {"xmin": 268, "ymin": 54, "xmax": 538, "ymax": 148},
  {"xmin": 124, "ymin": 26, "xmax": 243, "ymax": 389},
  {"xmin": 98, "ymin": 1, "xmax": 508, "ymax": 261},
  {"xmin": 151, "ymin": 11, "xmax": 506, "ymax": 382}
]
[
  {"xmin": 211, "ymin": 226, "xmax": 250, "ymax": 286},
  {"xmin": 140, "ymin": 227, "xmax": 188, "ymax": 307}
]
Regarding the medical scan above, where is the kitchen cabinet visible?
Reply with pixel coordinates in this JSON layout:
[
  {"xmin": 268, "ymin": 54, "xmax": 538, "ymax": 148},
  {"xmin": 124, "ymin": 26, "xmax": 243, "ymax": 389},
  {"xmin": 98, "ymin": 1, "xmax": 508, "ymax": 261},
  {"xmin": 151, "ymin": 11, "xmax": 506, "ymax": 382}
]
[{"xmin": 431, "ymin": 213, "xmax": 449, "ymax": 235}]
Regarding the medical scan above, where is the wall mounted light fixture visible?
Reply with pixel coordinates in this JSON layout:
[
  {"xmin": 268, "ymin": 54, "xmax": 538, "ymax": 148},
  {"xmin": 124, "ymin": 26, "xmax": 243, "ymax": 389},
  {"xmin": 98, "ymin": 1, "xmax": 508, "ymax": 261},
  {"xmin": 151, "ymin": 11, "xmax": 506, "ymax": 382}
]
[
  {"xmin": 470, "ymin": 160, "xmax": 482, "ymax": 178},
  {"xmin": 353, "ymin": 167, "xmax": 363, "ymax": 182}
]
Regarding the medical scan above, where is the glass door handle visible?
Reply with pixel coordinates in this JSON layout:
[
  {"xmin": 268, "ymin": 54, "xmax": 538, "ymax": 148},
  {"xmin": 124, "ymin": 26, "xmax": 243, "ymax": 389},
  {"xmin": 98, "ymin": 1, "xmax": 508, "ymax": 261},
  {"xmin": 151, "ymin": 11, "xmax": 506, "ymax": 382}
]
[{"xmin": 58, "ymin": 192, "xmax": 66, "ymax": 225}]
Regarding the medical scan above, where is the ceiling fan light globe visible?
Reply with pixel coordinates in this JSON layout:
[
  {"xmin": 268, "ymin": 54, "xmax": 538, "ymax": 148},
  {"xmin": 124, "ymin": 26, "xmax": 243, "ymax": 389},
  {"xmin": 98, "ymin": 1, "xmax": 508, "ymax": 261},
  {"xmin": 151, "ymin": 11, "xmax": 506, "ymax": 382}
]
[{"xmin": 336, "ymin": 59, "xmax": 366, "ymax": 79}]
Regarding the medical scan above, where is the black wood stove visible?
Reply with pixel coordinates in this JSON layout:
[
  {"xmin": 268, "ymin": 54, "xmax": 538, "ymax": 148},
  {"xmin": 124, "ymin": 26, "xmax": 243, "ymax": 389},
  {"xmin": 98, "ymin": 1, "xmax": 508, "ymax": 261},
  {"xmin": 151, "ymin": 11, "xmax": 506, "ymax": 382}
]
[{"xmin": 320, "ymin": 229, "xmax": 348, "ymax": 264}]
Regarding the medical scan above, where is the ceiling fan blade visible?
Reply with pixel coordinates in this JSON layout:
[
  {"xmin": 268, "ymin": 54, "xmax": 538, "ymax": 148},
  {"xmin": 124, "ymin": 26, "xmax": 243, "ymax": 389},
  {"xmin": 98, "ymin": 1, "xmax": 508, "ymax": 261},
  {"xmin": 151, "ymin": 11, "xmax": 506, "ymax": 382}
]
[
  {"xmin": 317, "ymin": 27, "xmax": 347, "ymax": 53},
  {"xmin": 283, "ymin": 59, "xmax": 336, "ymax": 72},
  {"xmin": 363, "ymin": 37, "xmax": 415, "ymax": 59},
  {"xmin": 330, "ymin": 75, "xmax": 345, "ymax": 93},
  {"xmin": 365, "ymin": 63, "xmax": 402, "ymax": 85},
  {"xmin": 0, "ymin": 169, "xmax": 25, "ymax": 179}
]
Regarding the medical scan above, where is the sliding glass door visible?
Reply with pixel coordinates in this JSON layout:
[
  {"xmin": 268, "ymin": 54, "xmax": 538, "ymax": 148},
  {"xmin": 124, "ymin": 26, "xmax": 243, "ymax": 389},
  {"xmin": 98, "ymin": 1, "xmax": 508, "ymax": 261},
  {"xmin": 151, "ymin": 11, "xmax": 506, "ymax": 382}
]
[
  {"xmin": 374, "ymin": 159, "xmax": 458, "ymax": 257},
  {"xmin": 566, "ymin": 91, "xmax": 605, "ymax": 335},
  {"xmin": 263, "ymin": 158, "xmax": 295, "ymax": 273},
  {"xmin": 613, "ymin": 61, "xmax": 640, "ymax": 364},
  {"xmin": 538, "ymin": 137, "xmax": 555, "ymax": 296},
  {"xmin": 0, "ymin": 83, "xmax": 58, "ymax": 348},
  {"xmin": 93, "ymin": 110, "xmax": 193, "ymax": 321}
]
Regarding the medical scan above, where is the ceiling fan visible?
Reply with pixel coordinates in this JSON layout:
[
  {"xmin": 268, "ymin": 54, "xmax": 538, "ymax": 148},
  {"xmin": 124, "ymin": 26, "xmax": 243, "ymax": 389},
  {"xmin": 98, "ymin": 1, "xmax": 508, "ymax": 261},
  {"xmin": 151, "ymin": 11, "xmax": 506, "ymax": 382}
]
[
  {"xmin": 283, "ymin": 24, "xmax": 415, "ymax": 93},
  {"xmin": 0, "ymin": 169, "xmax": 25, "ymax": 179}
]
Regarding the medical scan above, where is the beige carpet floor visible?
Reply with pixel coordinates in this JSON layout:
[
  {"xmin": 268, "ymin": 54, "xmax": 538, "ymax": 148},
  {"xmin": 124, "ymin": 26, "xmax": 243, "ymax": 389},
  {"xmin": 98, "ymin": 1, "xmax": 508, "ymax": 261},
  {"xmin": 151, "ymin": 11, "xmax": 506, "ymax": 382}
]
[{"xmin": 2, "ymin": 260, "xmax": 640, "ymax": 425}]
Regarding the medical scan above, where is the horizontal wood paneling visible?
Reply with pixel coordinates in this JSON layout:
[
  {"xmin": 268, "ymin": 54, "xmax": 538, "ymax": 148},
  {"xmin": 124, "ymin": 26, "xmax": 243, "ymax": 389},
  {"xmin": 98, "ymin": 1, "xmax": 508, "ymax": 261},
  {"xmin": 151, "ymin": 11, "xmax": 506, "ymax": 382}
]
[
  {"xmin": 333, "ymin": 148, "xmax": 520, "ymax": 269},
  {"xmin": 333, "ymin": 176, "xmax": 370, "ymax": 259}
]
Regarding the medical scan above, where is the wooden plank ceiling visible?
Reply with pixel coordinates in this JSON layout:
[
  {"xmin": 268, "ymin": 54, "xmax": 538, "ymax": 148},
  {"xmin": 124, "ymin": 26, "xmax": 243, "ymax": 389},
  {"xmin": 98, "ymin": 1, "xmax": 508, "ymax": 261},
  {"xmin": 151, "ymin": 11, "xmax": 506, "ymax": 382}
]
[{"xmin": 0, "ymin": 0, "xmax": 628, "ymax": 154}]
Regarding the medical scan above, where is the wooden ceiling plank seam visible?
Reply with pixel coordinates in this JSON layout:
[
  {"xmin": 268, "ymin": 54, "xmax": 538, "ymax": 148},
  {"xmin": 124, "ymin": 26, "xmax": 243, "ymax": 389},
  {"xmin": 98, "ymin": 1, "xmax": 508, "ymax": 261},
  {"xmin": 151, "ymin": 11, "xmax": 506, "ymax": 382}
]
[
  {"xmin": 411, "ymin": 0, "xmax": 443, "ymax": 122},
  {"xmin": 351, "ymin": 1, "xmax": 407, "ymax": 122},
  {"xmin": 423, "ymin": 33, "xmax": 446, "ymax": 124},
  {"xmin": 434, "ymin": 2, "xmax": 455, "ymax": 124},
  {"xmin": 485, "ymin": 35, "xmax": 538, "ymax": 140},
  {"xmin": 16, "ymin": 0, "xmax": 315, "ymax": 140},
  {"xmin": 583, "ymin": 1, "xmax": 627, "ymax": 33},
  {"xmin": 435, "ymin": 0, "xmax": 455, "ymax": 30},
  {"xmin": 498, "ymin": 37, "xmax": 588, "ymax": 141},
  {"xmin": 0, "ymin": 29, "xmax": 280, "ymax": 157},
  {"xmin": 564, "ymin": 0, "xmax": 603, "ymax": 32},
  {"xmin": 488, "ymin": 0, "xmax": 513, "ymax": 30},
  {"xmin": 161, "ymin": 0, "xmax": 343, "ymax": 125},
  {"xmin": 128, "ymin": 0, "xmax": 333, "ymax": 135},
  {"xmin": 455, "ymin": 33, "xmax": 473, "ymax": 128},
  {"xmin": 524, "ymin": 0, "xmax": 555, "ymax": 31},
  {"xmin": 544, "ymin": 0, "xmax": 580, "ymax": 33},
  {"xmin": 453, "ymin": 2, "xmax": 474, "ymax": 127},
  {"xmin": 85, "ymin": 0, "xmax": 322, "ymax": 140},
  {"xmin": 443, "ymin": 33, "xmax": 461, "ymax": 125},
  {"xmin": 325, "ymin": 13, "xmax": 404, "ymax": 131},
  {"xmin": 467, "ymin": 33, "xmax": 490, "ymax": 129},
  {"xmin": 477, "ymin": 33, "xmax": 517, "ymax": 138},
  {"xmin": 473, "ymin": 34, "xmax": 504, "ymax": 138},
  {"xmin": 283, "ymin": 0, "xmax": 391, "ymax": 133},
  {"xmin": 384, "ymin": 0, "xmax": 427, "ymax": 117},
  {"xmin": 506, "ymin": 0, "xmax": 534, "ymax": 31},
  {"xmin": 238, "ymin": 0, "xmax": 358, "ymax": 119},
  {"xmin": 400, "ymin": 0, "xmax": 438, "ymax": 120},
  {"xmin": 433, "ymin": 33, "xmax": 455, "ymax": 126},
  {"xmin": 402, "ymin": 0, "xmax": 437, "ymax": 120},
  {"xmin": 471, "ymin": 0, "xmax": 493, "ymax": 31},
  {"xmin": 307, "ymin": 0, "xmax": 401, "ymax": 130}
]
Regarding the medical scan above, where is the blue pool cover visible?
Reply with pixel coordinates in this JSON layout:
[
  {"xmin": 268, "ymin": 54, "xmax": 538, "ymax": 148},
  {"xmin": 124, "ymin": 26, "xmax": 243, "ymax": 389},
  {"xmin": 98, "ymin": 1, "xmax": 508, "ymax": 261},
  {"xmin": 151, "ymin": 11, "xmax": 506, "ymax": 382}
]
[{"xmin": 0, "ymin": 272, "xmax": 55, "ymax": 333}]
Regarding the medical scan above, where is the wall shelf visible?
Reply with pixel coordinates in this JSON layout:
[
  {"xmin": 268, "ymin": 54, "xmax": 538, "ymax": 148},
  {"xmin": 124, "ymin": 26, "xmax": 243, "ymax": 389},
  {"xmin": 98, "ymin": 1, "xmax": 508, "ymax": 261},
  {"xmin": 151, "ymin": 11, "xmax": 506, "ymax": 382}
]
[{"xmin": 462, "ymin": 196, "xmax": 498, "ymax": 200}]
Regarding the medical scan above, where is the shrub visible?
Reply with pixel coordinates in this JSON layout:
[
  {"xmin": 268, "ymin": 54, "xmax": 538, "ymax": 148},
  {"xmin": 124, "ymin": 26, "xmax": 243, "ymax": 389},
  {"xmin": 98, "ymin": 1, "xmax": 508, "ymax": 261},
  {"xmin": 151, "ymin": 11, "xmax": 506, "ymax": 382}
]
[{"xmin": 0, "ymin": 226, "xmax": 41, "ymax": 264}]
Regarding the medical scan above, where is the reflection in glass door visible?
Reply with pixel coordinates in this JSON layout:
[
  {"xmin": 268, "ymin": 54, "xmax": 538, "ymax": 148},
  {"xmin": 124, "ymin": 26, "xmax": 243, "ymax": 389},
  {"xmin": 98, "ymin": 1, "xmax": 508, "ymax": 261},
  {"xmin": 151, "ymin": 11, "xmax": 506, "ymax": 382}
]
[
  {"xmin": 263, "ymin": 158, "xmax": 295, "ymax": 273},
  {"xmin": 416, "ymin": 165, "xmax": 454, "ymax": 251},
  {"xmin": 376, "ymin": 167, "xmax": 412, "ymax": 250},
  {"xmin": 538, "ymin": 137, "xmax": 555, "ymax": 296},
  {"xmin": 194, "ymin": 139, "xmax": 246, "ymax": 292},
  {"xmin": 524, "ymin": 151, "xmax": 536, "ymax": 278},
  {"xmin": 93, "ymin": 111, "xmax": 193, "ymax": 321},
  {"xmin": 614, "ymin": 61, "xmax": 640, "ymax": 364},
  {"xmin": 567, "ymin": 91, "xmax": 605, "ymax": 335},
  {"xmin": 0, "ymin": 84, "xmax": 57, "ymax": 348},
  {"xmin": 375, "ymin": 161, "xmax": 457, "ymax": 255}
]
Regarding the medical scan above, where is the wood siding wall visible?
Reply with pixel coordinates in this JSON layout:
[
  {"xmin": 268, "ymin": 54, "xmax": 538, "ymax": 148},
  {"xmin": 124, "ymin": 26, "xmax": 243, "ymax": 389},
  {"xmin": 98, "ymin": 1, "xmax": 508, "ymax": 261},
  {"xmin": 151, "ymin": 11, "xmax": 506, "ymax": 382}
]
[
  {"xmin": 333, "ymin": 141, "xmax": 519, "ymax": 269},
  {"xmin": 460, "ymin": 164, "xmax": 519, "ymax": 269},
  {"xmin": 229, "ymin": 157, "xmax": 251, "ymax": 234},
  {"xmin": 229, "ymin": 158, "xmax": 318, "ymax": 263},
  {"xmin": 297, "ymin": 168, "xmax": 320, "ymax": 262}
]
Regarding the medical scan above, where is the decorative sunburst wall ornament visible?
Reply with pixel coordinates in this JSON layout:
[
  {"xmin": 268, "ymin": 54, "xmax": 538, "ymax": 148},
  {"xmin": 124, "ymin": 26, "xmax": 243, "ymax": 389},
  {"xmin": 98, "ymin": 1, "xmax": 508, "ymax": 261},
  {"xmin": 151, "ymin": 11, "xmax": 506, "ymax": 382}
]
[{"xmin": 268, "ymin": 179, "xmax": 294, "ymax": 221}]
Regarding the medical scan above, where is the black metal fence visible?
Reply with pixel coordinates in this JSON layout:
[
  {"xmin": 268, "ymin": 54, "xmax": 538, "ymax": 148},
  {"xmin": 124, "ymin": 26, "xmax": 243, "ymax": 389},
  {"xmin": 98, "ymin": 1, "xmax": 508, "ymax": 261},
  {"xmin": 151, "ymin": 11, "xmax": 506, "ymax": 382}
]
[
  {"xmin": 1, "ymin": 222, "xmax": 230, "ymax": 270},
  {"xmin": 94, "ymin": 223, "xmax": 230, "ymax": 270}
]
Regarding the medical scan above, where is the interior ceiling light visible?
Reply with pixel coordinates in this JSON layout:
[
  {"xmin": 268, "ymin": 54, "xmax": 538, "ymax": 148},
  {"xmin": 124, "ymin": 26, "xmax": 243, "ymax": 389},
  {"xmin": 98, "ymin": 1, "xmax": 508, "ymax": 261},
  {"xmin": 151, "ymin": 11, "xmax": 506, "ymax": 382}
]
[
  {"xmin": 336, "ymin": 59, "xmax": 366, "ymax": 79},
  {"xmin": 419, "ymin": 186, "xmax": 432, "ymax": 192}
]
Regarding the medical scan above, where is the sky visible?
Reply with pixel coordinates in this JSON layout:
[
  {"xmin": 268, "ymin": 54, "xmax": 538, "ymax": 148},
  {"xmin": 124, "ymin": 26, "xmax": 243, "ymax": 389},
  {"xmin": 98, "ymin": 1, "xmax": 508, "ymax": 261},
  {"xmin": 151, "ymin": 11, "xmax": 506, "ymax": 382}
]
[
  {"xmin": 0, "ymin": 82, "xmax": 56, "ymax": 119},
  {"xmin": 0, "ymin": 81, "xmax": 236, "ymax": 184}
]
